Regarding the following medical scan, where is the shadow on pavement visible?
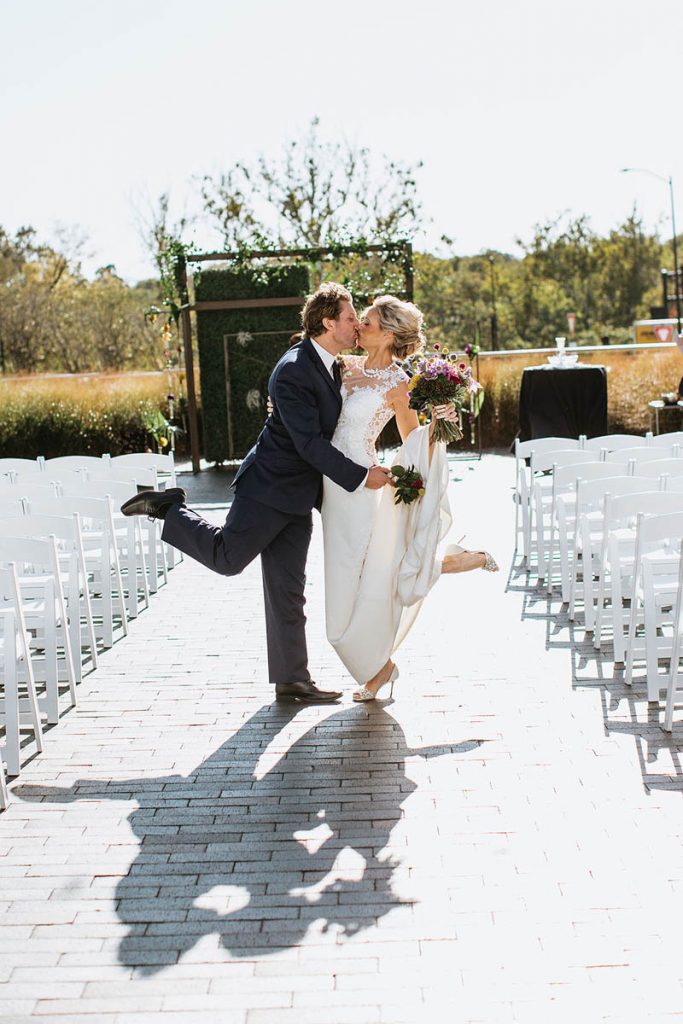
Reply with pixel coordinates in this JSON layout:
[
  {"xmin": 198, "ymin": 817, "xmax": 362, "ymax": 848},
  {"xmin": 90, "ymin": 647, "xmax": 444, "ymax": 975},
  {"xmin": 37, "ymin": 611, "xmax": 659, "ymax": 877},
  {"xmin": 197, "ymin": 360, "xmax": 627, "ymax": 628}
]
[{"xmin": 16, "ymin": 703, "xmax": 482, "ymax": 973}]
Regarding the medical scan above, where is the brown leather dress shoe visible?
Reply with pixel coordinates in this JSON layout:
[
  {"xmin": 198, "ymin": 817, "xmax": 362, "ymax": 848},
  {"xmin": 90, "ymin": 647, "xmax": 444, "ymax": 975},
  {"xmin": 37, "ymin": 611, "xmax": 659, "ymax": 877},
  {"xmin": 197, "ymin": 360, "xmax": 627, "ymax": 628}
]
[{"xmin": 275, "ymin": 681, "xmax": 341, "ymax": 703}]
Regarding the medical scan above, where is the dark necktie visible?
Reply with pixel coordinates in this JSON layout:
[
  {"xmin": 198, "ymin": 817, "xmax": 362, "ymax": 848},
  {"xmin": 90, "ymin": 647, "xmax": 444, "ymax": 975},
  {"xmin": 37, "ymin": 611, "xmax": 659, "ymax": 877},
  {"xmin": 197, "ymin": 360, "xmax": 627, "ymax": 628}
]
[{"xmin": 333, "ymin": 360, "xmax": 342, "ymax": 389}]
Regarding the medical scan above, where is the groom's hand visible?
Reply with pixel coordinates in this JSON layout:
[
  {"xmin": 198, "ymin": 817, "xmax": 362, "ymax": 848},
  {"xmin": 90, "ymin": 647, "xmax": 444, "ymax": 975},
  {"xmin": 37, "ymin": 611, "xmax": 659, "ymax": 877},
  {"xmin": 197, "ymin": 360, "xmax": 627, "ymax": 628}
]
[{"xmin": 365, "ymin": 466, "xmax": 391, "ymax": 489}]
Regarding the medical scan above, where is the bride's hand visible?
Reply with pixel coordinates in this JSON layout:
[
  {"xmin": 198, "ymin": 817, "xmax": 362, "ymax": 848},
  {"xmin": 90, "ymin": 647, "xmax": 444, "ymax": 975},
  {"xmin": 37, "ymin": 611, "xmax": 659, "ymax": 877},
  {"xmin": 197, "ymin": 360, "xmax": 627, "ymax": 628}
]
[{"xmin": 432, "ymin": 403, "xmax": 458, "ymax": 422}]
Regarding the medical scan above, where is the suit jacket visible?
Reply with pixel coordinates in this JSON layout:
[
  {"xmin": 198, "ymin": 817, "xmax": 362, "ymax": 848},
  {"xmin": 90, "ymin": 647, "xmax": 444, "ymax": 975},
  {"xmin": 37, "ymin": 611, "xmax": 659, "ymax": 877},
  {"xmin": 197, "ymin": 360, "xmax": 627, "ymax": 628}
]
[{"xmin": 233, "ymin": 337, "xmax": 367, "ymax": 514}]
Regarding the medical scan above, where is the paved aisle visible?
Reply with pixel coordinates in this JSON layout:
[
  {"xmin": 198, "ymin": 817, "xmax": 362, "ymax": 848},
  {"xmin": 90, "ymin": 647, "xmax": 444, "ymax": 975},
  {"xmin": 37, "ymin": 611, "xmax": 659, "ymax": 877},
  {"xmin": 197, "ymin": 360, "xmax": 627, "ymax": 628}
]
[{"xmin": 2, "ymin": 455, "xmax": 683, "ymax": 1023}]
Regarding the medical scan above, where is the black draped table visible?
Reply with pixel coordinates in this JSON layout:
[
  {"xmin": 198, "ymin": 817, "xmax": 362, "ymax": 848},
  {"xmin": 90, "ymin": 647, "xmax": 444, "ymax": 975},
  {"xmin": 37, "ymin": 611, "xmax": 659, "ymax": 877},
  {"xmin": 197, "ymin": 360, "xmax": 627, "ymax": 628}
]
[{"xmin": 518, "ymin": 364, "xmax": 608, "ymax": 442}]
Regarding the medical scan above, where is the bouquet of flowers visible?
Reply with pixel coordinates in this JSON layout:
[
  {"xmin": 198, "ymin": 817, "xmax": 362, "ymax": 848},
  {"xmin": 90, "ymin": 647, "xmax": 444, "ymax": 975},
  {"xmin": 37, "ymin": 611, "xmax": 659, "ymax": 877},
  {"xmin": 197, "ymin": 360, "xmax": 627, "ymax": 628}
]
[
  {"xmin": 389, "ymin": 464, "xmax": 425, "ymax": 505},
  {"xmin": 407, "ymin": 348, "xmax": 482, "ymax": 444}
]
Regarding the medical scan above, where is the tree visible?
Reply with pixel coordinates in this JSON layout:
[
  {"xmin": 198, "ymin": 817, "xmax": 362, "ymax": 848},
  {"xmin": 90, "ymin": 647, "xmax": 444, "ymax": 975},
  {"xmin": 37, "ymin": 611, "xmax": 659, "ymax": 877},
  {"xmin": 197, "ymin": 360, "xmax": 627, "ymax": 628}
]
[
  {"xmin": 592, "ymin": 210, "xmax": 663, "ymax": 325},
  {"xmin": 199, "ymin": 117, "xmax": 423, "ymax": 249},
  {"xmin": 0, "ymin": 224, "xmax": 164, "ymax": 373}
]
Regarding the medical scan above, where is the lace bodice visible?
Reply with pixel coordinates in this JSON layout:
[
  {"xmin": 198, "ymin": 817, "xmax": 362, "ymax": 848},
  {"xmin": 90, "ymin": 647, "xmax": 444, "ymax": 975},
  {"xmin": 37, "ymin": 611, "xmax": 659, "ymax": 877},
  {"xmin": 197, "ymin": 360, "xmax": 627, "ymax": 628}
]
[{"xmin": 331, "ymin": 355, "xmax": 408, "ymax": 467}]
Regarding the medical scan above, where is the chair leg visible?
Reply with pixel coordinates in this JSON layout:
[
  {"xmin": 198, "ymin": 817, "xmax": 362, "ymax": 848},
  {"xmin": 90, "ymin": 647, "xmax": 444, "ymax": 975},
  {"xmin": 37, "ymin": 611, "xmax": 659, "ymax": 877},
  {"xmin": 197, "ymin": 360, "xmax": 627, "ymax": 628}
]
[
  {"xmin": 3, "ymin": 649, "xmax": 20, "ymax": 777},
  {"xmin": 644, "ymin": 593, "xmax": 662, "ymax": 703},
  {"xmin": 583, "ymin": 549, "xmax": 596, "ymax": 633},
  {"xmin": 42, "ymin": 582, "xmax": 60, "ymax": 724},
  {"xmin": 559, "ymin": 514, "xmax": 572, "ymax": 604},
  {"xmin": 55, "ymin": 581, "xmax": 77, "ymax": 709},
  {"xmin": 612, "ymin": 570, "xmax": 626, "ymax": 664},
  {"xmin": 146, "ymin": 519, "xmax": 159, "ymax": 594},
  {"xmin": 0, "ymin": 760, "xmax": 8, "ymax": 810},
  {"xmin": 594, "ymin": 551, "xmax": 609, "ymax": 651}
]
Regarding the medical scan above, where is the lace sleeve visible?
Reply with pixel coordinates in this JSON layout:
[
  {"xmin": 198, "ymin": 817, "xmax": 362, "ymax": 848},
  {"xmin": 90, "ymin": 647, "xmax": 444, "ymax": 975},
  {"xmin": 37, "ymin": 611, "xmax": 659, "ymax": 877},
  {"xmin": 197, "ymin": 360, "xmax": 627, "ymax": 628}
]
[{"xmin": 386, "ymin": 364, "xmax": 410, "ymax": 392}]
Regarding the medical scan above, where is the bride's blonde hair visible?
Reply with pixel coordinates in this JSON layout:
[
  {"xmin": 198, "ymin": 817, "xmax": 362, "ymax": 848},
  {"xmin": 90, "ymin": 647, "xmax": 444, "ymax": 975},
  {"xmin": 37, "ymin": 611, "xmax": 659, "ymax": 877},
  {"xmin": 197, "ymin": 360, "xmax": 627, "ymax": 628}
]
[{"xmin": 372, "ymin": 295, "xmax": 426, "ymax": 360}]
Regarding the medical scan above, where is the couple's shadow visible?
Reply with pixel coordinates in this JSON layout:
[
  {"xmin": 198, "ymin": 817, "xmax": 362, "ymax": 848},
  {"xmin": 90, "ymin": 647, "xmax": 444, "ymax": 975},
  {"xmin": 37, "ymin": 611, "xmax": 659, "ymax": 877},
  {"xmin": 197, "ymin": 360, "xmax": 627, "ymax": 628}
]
[{"xmin": 16, "ymin": 703, "xmax": 482, "ymax": 974}]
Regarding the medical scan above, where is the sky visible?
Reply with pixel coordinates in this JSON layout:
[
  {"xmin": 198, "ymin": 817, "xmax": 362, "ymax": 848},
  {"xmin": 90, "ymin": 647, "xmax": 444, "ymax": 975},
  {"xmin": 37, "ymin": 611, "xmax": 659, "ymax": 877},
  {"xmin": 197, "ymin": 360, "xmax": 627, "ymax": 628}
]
[{"xmin": 2, "ymin": 0, "xmax": 682, "ymax": 283}]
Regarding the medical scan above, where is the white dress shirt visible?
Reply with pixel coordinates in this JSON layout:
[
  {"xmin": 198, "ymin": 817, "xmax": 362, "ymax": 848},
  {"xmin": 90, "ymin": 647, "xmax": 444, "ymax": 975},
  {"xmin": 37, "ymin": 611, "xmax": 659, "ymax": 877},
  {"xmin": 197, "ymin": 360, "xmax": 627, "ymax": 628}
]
[
  {"xmin": 310, "ymin": 337, "xmax": 368, "ymax": 491},
  {"xmin": 310, "ymin": 337, "xmax": 337, "ymax": 377}
]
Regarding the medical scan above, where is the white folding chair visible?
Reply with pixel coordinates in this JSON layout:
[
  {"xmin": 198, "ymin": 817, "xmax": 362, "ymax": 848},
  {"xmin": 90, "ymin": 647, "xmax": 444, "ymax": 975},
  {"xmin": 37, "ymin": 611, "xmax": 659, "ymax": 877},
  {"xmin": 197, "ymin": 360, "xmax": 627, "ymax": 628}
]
[
  {"xmin": 571, "ymin": 477, "xmax": 654, "ymax": 633},
  {"xmin": 530, "ymin": 451, "xmax": 601, "ymax": 582},
  {"xmin": 0, "ymin": 480, "xmax": 59, "ymax": 506},
  {"xmin": 563, "ymin": 472, "xmax": 635, "ymax": 626},
  {"xmin": 42, "ymin": 455, "xmax": 111, "ymax": 474},
  {"xmin": 625, "ymin": 511, "xmax": 683, "ymax": 701},
  {"xmin": 111, "ymin": 452, "xmax": 182, "ymax": 568},
  {"xmin": 0, "ymin": 513, "xmax": 98, "ymax": 680},
  {"xmin": 632, "ymin": 458, "xmax": 683, "ymax": 481},
  {"xmin": 547, "ymin": 461, "xmax": 629, "ymax": 602},
  {"xmin": 594, "ymin": 492, "xmax": 683, "ymax": 663},
  {"xmin": 582, "ymin": 433, "xmax": 650, "ymax": 452},
  {"xmin": 57, "ymin": 478, "xmax": 149, "ymax": 620},
  {"xmin": 514, "ymin": 437, "xmax": 583, "ymax": 561},
  {"xmin": 2, "ymin": 500, "xmax": 26, "ymax": 519},
  {"xmin": 0, "ymin": 459, "xmax": 43, "ymax": 480},
  {"xmin": 605, "ymin": 447, "xmax": 677, "ymax": 465},
  {"xmin": 111, "ymin": 451, "xmax": 177, "ymax": 487},
  {"xmin": 0, "ymin": 536, "xmax": 77, "ymax": 724},
  {"xmin": 0, "ymin": 563, "xmax": 43, "ymax": 776},
  {"xmin": 648, "ymin": 431, "xmax": 683, "ymax": 449},
  {"xmin": 86, "ymin": 465, "xmax": 168, "ymax": 592},
  {"xmin": 28, "ymin": 494, "xmax": 127, "ymax": 649}
]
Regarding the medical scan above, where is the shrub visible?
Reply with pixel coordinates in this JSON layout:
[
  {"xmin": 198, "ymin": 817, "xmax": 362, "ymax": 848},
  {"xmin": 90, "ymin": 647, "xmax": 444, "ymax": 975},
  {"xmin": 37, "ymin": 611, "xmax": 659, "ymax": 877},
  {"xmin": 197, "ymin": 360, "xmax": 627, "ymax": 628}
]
[{"xmin": 0, "ymin": 373, "xmax": 183, "ymax": 458}]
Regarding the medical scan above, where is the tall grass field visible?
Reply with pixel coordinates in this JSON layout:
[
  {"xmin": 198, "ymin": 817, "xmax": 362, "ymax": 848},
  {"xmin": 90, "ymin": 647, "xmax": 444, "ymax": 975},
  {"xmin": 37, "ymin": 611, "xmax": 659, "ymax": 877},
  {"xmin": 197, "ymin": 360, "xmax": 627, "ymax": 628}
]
[
  {"xmin": 0, "ymin": 372, "xmax": 179, "ymax": 459},
  {"xmin": 1, "ymin": 347, "xmax": 681, "ymax": 460}
]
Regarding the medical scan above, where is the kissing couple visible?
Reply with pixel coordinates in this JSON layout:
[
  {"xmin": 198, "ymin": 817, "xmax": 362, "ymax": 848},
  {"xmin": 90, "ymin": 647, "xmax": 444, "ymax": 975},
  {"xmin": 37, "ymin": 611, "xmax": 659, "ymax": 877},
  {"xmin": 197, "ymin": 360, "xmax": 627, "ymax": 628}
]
[{"xmin": 121, "ymin": 283, "xmax": 497, "ymax": 703}]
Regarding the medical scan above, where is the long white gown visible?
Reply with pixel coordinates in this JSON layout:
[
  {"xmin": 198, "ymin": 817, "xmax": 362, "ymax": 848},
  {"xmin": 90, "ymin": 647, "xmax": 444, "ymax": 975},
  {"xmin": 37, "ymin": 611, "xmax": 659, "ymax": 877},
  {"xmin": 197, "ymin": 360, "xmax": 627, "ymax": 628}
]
[{"xmin": 322, "ymin": 355, "xmax": 452, "ymax": 684}]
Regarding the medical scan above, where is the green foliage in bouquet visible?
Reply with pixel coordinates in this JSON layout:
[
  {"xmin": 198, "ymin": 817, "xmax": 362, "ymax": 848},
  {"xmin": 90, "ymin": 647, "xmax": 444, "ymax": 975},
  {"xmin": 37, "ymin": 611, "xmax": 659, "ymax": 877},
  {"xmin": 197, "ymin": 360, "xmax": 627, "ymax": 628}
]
[{"xmin": 389, "ymin": 464, "xmax": 425, "ymax": 504}]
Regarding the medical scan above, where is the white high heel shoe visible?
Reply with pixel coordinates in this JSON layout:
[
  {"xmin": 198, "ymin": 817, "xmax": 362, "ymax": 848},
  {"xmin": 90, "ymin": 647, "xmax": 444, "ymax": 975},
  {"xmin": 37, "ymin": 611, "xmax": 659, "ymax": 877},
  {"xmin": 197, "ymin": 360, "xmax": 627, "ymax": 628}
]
[
  {"xmin": 445, "ymin": 542, "xmax": 499, "ymax": 573},
  {"xmin": 353, "ymin": 664, "xmax": 399, "ymax": 702}
]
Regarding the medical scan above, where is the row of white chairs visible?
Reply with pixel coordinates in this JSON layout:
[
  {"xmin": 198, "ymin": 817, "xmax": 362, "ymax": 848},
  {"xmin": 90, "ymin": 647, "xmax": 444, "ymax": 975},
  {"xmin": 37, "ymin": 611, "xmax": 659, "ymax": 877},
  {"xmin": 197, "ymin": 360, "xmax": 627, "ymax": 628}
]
[
  {"xmin": 513, "ymin": 432, "xmax": 683, "ymax": 730},
  {"xmin": 0, "ymin": 452, "xmax": 182, "ymax": 809},
  {"xmin": 515, "ymin": 432, "xmax": 683, "ymax": 575}
]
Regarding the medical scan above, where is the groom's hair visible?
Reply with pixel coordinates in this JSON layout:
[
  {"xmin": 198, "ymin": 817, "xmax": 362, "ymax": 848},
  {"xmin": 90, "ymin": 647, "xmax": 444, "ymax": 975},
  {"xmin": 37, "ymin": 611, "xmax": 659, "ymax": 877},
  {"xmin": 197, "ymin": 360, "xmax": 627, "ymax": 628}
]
[{"xmin": 301, "ymin": 283, "xmax": 352, "ymax": 339}]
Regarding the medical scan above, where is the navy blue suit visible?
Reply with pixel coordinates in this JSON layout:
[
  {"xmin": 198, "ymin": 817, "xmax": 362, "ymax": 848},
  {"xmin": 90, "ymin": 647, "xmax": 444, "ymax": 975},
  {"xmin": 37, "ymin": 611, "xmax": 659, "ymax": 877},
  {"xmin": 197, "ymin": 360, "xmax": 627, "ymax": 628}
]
[{"xmin": 162, "ymin": 338, "xmax": 366, "ymax": 685}]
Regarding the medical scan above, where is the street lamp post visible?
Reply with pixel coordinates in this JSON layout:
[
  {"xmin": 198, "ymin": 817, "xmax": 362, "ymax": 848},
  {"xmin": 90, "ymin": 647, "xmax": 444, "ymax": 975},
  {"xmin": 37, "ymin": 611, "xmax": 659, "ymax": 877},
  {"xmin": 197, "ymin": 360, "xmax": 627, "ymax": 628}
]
[
  {"xmin": 621, "ymin": 167, "xmax": 682, "ymax": 337},
  {"xmin": 488, "ymin": 254, "xmax": 499, "ymax": 350}
]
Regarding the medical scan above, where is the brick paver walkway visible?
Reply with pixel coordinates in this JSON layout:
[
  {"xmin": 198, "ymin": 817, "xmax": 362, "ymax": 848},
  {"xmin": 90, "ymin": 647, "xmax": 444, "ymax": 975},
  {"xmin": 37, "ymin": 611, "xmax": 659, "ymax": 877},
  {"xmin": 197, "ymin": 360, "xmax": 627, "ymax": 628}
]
[{"xmin": 2, "ymin": 455, "xmax": 683, "ymax": 1023}]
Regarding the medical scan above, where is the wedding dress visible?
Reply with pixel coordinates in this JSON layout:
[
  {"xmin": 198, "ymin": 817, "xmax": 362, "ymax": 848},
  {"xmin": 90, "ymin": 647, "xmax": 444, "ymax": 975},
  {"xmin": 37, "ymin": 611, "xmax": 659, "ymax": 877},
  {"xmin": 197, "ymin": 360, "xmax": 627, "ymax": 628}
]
[{"xmin": 322, "ymin": 355, "xmax": 452, "ymax": 683}]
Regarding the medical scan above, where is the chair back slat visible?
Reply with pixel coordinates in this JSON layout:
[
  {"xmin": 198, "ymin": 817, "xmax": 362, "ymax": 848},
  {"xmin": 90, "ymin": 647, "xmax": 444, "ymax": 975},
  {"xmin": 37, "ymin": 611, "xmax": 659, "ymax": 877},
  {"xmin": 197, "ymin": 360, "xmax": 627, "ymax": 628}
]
[
  {"xmin": 583, "ymin": 434, "xmax": 649, "ymax": 452},
  {"xmin": 532, "ymin": 450, "xmax": 601, "ymax": 475},
  {"xmin": 633, "ymin": 458, "xmax": 683, "ymax": 479}
]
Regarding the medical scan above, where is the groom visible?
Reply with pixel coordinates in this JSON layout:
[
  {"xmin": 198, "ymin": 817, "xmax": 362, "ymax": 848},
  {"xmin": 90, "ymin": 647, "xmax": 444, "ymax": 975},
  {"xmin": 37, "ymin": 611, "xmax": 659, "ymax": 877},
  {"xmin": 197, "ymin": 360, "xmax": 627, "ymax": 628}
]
[{"xmin": 121, "ymin": 283, "xmax": 390, "ymax": 702}]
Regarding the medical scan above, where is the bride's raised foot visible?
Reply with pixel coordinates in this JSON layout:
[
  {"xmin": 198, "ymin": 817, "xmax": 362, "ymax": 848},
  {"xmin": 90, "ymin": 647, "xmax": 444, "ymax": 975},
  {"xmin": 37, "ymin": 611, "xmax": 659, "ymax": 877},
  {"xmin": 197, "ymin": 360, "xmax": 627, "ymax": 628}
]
[
  {"xmin": 353, "ymin": 664, "xmax": 399, "ymax": 702},
  {"xmin": 442, "ymin": 544, "xmax": 499, "ymax": 574}
]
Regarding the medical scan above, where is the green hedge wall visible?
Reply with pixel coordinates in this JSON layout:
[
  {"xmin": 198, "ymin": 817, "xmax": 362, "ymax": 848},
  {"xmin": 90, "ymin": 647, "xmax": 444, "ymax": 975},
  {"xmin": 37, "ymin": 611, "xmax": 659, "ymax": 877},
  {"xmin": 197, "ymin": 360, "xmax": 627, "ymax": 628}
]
[{"xmin": 195, "ymin": 264, "xmax": 310, "ymax": 461}]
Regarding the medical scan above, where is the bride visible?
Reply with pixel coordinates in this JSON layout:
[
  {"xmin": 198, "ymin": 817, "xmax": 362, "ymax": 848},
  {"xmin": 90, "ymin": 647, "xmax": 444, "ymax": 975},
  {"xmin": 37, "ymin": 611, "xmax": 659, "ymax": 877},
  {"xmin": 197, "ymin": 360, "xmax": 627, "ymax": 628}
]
[{"xmin": 322, "ymin": 295, "xmax": 497, "ymax": 702}]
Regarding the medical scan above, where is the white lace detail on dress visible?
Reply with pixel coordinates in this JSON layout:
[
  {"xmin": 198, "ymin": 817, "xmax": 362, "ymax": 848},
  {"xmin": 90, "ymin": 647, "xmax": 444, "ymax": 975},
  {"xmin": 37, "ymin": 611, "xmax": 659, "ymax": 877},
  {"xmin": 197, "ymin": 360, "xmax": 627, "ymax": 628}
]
[{"xmin": 331, "ymin": 355, "xmax": 408, "ymax": 467}]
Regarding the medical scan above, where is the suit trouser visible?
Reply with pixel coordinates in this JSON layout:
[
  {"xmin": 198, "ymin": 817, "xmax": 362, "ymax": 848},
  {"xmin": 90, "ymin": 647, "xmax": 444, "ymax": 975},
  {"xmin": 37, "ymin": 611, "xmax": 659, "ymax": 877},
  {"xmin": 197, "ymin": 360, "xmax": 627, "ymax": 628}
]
[{"xmin": 162, "ymin": 495, "xmax": 313, "ymax": 685}]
